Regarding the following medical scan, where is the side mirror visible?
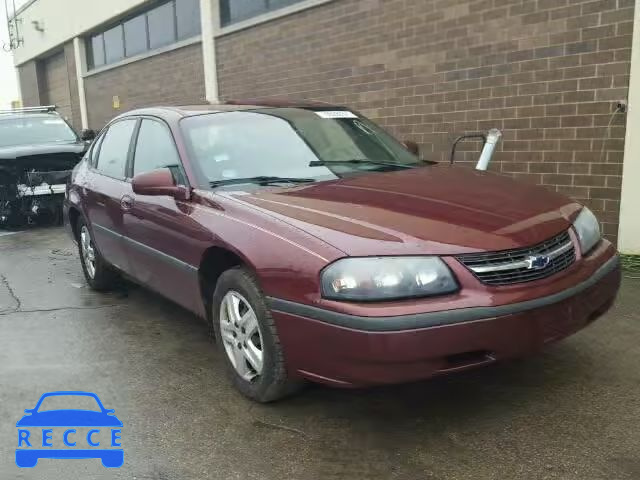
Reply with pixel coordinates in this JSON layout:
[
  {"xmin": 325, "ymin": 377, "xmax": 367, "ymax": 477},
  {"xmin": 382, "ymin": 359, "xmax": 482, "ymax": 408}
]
[
  {"xmin": 80, "ymin": 129, "xmax": 97, "ymax": 141},
  {"xmin": 132, "ymin": 168, "xmax": 189, "ymax": 200},
  {"xmin": 24, "ymin": 409, "xmax": 33, "ymax": 414},
  {"xmin": 403, "ymin": 140, "xmax": 420, "ymax": 157}
]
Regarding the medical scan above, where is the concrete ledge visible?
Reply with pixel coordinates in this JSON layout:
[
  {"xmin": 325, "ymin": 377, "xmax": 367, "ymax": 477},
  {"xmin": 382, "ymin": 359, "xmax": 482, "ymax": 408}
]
[{"xmin": 215, "ymin": 0, "xmax": 336, "ymax": 38}]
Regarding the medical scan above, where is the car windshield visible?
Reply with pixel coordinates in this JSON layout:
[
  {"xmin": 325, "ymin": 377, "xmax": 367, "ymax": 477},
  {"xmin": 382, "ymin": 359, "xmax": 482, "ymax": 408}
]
[
  {"xmin": 180, "ymin": 108, "xmax": 423, "ymax": 188},
  {"xmin": 0, "ymin": 115, "xmax": 78, "ymax": 147},
  {"xmin": 36, "ymin": 395, "xmax": 102, "ymax": 412}
]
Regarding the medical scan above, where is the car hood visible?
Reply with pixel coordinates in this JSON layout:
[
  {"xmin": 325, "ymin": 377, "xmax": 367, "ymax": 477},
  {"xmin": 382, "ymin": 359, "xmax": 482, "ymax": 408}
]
[
  {"xmin": 0, "ymin": 142, "xmax": 87, "ymax": 161},
  {"xmin": 228, "ymin": 165, "xmax": 582, "ymax": 256},
  {"xmin": 16, "ymin": 410, "xmax": 122, "ymax": 427}
]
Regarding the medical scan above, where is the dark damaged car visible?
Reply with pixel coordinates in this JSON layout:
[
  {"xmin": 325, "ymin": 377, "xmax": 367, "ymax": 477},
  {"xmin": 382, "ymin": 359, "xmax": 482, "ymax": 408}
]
[{"xmin": 0, "ymin": 106, "xmax": 94, "ymax": 226}]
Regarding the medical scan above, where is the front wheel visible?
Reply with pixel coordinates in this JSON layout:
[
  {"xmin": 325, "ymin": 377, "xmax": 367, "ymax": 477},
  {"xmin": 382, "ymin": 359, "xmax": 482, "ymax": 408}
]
[
  {"xmin": 212, "ymin": 267, "xmax": 302, "ymax": 402},
  {"xmin": 76, "ymin": 218, "xmax": 119, "ymax": 291}
]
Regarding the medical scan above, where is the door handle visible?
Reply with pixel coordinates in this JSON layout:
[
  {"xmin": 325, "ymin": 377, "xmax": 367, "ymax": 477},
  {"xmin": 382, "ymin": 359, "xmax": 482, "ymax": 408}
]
[{"xmin": 121, "ymin": 195, "xmax": 134, "ymax": 211}]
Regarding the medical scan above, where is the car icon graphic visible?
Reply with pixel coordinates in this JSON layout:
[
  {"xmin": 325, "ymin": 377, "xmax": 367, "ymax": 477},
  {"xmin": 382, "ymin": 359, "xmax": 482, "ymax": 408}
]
[{"xmin": 16, "ymin": 391, "xmax": 123, "ymax": 468}]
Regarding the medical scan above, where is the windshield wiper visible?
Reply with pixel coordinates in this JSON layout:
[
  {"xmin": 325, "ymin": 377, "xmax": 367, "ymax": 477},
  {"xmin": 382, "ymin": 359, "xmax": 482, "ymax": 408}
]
[
  {"xmin": 309, "ymin": 159, "xmax": 417, "ymax": 169},
  {"xmin": 209, "ymin": 176, "xmax": 316, "ymax": 188}
]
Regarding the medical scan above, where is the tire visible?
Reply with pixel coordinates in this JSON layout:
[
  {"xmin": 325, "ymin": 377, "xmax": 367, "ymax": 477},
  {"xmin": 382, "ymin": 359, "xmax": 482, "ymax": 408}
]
[
  {"xmin": 76, "ymin": 217, "xmax": 119, "ymax": 291},
  {"xmin": 212, "ymin": 267, "xmax": 302, "ymax": 402}
]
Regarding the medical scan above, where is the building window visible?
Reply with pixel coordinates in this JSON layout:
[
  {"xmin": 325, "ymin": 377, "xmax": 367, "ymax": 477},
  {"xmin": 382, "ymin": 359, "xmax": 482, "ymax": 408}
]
[
  {"xmin": 148, "ymin": 2, "xmax": 176, "ymax": 49},
  {"xmin": 124, "ymin": 15, "xmax": 148, "ymax": 57},
  {"xmin": 219, "ymin": 0, "xmax": 306, "ymax": 26},
  {"xmin": 86, "ymin": 0, "xmax": 201, "ymax": 70},
  {"xmin": 103, "ymin": 25, "xmax": 124, "ymax": 64},
  {"xmin": 176, "ymin": 0, "xmax": 201, "ymax": 40},
  {"xmin": 90, "ymin": 33, "xmax": 105, "ymax": 68}
]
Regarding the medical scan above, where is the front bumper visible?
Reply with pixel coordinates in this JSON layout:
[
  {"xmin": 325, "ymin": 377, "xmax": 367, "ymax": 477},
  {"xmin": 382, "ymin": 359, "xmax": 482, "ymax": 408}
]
[{"xmin": 270, "ymin": 255, "xmax": 621, "ymax": 387}]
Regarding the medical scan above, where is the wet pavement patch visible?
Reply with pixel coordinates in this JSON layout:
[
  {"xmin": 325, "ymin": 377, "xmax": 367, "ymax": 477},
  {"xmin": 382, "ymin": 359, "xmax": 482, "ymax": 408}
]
[{"xmin": 1, "ymin": 227, "xmax": 639, "ymax": 480}]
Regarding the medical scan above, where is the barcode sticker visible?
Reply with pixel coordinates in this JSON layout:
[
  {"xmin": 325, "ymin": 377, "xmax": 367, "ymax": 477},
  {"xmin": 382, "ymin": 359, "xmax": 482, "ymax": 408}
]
[{"xmin": 315, "ymin": 111, "xmax": 358, "ymax": 119}]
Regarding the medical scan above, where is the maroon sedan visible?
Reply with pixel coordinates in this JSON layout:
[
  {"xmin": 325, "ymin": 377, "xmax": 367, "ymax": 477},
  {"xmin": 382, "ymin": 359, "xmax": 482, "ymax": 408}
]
[{"xmin": 64, "ymin": 102, "xmax": 620, "ymax": 402}]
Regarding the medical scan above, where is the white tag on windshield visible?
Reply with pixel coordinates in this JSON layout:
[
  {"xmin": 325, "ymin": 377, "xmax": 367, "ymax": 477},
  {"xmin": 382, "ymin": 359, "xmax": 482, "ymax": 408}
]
[{"xmin": 315, "ymin": 111, "xmax": 358, "ymax": 119}]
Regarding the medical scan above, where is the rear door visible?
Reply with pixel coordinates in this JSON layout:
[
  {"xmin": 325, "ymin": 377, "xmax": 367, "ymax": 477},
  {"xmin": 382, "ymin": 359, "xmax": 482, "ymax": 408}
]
[
  {"xmin": 123, "ymin": 117, "xmax": 204, "ymax": 313},
  {"xmin": 84, "ymin": 118, "xmax": 138, "ymax": 274}
]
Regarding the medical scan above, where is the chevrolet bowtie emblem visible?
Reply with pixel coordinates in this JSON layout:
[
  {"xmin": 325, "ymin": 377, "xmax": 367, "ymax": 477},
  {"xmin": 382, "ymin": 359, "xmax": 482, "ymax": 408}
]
[{"xmin": 525, "ymin": 255, "xmax": 551, "ymax": 270}]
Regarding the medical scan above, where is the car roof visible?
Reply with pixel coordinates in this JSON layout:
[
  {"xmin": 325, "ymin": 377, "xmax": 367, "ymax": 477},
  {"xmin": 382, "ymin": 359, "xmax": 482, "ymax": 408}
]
[
  {"xmin": 116, "ymin": 99, "xmax": 343, "ymax": 122},
  {"xmin": 0, "ymin": 112, "xmax": 61, "ymax": 120}
]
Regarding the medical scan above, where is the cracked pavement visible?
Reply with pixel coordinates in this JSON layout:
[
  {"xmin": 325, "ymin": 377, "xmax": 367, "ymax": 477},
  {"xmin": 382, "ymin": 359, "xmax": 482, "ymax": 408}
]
[
  {"xmin": 1, "ymin": 227, "xmax": 639, "ymax": 479},
  {"xmin": 0, "ymin": 274, "xmax": 21, "ymax": 313}
]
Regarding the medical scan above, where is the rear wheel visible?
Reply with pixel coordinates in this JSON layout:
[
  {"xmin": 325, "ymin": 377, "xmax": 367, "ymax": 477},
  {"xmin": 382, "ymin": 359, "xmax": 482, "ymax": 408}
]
[
  {"xmin": 76, "ymin": 218, "xmax": 119, "ymax": 291},
  {"xmin": 212, "ymin": 267, "xmax": 302, "ymax": 402}
]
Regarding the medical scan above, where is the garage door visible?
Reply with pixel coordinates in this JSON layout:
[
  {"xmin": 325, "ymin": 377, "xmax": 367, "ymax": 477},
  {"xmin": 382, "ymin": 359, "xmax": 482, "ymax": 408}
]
[{"xmin": 40, "ymin": 51, "xmax": 73, "ymax": 123}]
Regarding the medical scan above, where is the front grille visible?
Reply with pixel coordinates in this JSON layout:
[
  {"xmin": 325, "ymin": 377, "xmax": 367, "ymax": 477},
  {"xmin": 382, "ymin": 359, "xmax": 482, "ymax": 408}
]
[{"xmin": 456, "ymin": 231, "xmax": 576, "ymax": 286}]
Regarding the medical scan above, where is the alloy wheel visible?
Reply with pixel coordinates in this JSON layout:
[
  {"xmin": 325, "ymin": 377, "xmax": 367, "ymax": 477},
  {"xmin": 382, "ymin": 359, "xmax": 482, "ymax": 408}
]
[
  {"xmin": 80, "ymin": 225, "xmax": 96, "ymax": 279},
  {"xmin": 219, "ymin": 290, "xmax": 264, "ymax": 381}
]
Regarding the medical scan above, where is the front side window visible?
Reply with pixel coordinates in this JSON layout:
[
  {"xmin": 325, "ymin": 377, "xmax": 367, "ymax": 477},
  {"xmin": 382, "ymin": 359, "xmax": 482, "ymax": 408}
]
[
  {"xmin": 0, "ymin": 115, "xmax": 77, "ymax": 148},
  {"xmin": 133, "ymin": 119, "xmax": 185, "ymax": 183},
  {"xmin": 95, "ymin": 119, "xmax": 137, "ymax": 179},
  {"xmin": 180, "ymin": 109, "xmax": 420, "ymax": 188}
]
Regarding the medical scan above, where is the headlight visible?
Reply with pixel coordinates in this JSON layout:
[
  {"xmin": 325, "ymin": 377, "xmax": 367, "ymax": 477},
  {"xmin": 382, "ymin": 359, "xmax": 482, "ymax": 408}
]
[
  {"xmin": 573, "ymin": 207, "xmax": 601, "ymax": 254},
  {"xmin": 321, "ymin": 257, "xmax": 458, "ymax": 301}
]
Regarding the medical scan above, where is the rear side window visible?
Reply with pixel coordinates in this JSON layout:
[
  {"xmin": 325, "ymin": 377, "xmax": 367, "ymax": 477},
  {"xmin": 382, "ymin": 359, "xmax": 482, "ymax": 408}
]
[
  {"xmin": 133, "ymin": 119, "xmax": 185, "ymax": 184},
  {"xmin": 95, "ymin": 119, "xmax": 137, "ymax": 179},
  {"xmin": 89, "ymin": 132, "xmax": 106, "ymax": 167}
]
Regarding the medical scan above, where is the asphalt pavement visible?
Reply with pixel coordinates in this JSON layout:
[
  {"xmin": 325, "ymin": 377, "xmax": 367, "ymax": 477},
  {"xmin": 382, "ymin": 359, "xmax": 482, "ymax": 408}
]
[{"xmin": 1, "ymin": 227, "xmax": 639, "ymax": 480}]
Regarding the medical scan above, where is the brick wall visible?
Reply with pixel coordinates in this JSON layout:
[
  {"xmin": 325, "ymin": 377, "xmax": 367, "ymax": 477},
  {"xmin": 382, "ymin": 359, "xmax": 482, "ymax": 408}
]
[
  {"xmin": 216, "ymin": 0, "xmax": 633, "ymax": 243},
  {"xmin": 84, "ymin": 42, "xmax": 206, "ymax": 129}
]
